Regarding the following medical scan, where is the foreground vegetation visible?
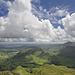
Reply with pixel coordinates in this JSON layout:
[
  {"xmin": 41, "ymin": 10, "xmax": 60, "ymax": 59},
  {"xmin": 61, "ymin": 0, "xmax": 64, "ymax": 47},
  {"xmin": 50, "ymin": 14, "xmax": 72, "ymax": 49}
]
[{"xmin": 0, "ymin": 64, "xmax": 75, "ymax": 75}]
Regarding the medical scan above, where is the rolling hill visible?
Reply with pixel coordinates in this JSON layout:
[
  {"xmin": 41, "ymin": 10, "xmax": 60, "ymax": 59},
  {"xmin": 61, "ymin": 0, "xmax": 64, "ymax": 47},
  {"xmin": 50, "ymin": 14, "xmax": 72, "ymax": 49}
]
[
  {"xmin": 0, "ymin": 44, "xmax": 75, "ymax": 71},
  {"xmin": 0, "ymin": 47, "xmax": 51, "ymax": 70},
  {"xmin": 0, "ymin": 64, "xmax": 75, "ymax": 75},
  {"xmin": 0, "ymin": 42, "xmax": 75, "ymax": 75}
]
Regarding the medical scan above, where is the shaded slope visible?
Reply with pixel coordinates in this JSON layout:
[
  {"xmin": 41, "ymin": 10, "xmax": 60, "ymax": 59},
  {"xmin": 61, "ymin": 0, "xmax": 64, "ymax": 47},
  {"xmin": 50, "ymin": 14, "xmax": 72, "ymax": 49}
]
[
  {"xmin": 58, "ymin": 46, "xmax": 75, "ymax": 68},
  {"xmin": 51, "ymin": 46, "xmax": 75, "ymax": 68}
]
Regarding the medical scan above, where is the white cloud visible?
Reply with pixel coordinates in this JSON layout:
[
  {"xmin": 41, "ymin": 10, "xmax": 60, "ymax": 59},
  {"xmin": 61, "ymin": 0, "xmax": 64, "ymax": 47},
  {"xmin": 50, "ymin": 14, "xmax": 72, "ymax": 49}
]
[
  {"xmin": 0, "ymin": 0, "xmax": 33, "ymax": 39},
  {"xmin": 39, "ymin": 6, "xmax": 43, "ymax": 11},
  {"xmin": 48, "ymin": 7, "xmax": 69, "ymax": 24},
  {"xmin": 0, "ymin": 0, "xmax": 74, "ymax": 42},
  {"xmin": 0, "ymin": 0, "xmax": 5, "ymax": 4},
  {"xmin": 50, "ymin": 9, "xmax": 68, "ymax": 17},
  {"xmin": 62, "ymin": 13, "xmax": 75, "ymax": 41}
]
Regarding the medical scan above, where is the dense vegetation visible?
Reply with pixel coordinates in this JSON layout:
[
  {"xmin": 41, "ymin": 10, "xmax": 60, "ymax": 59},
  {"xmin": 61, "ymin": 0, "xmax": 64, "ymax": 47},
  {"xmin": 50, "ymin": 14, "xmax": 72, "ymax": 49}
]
[
  {"xmin": 0, "ymin": 65, "xmax": 75, "ymax": 75},
  {"xmin": 0, "ymin": 42, "xmax": 75, "ymax": 75}
]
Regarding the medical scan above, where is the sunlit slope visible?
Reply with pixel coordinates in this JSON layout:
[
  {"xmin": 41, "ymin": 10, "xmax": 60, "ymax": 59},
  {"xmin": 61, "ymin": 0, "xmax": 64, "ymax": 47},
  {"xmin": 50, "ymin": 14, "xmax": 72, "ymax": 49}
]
[
  {"xmin": 7, "ymin": 47, "xmax": 50, "ymax": 65},
  {"xmin": 0, "ymin": 71, "xmax": 20, "ymax": 75},
  {"xmin": 12, "ymin": 66, "xmax": 34, "ymax": 75},
  {"xmin": 32, "ymin": 64, "xmax": 75, "ymax": 75},
  {"xmin": 0, "ymin": 64, "xmax": 75, "ymax": 75}
]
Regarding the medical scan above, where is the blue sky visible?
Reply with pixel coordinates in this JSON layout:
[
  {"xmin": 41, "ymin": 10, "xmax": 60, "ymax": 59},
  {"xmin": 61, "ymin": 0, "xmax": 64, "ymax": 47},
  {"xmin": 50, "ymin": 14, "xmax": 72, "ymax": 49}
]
[
  {"xmin": 32, "ymin": 0, "xmax": 75, "ymax": 12},
  {"xmin": 0, "ymin": 0, "xmax": 75, "ymax": 42},
  {"xmin": 40, "ymin": 0, "xmax": 75, "ymax": 11}
]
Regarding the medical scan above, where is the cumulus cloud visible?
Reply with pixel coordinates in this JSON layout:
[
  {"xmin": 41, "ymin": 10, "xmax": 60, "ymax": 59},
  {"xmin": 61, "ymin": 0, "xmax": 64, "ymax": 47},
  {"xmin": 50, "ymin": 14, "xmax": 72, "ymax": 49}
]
[
  {"xmin": 0, "ymin": 0, "xmax": 34, "ymax": 41},
  {"xmin": 0, "ymin": 0, "xmax": 74, "ymax": 42},
  {"xmin": 47, "ymin": 7, "xmax": 69, "ymax": 25},
  {"xmin": 61, "ymin": 13, "xmax": 75, "ymax": 41},
  {"xmin": 49, "ymin": 7, "xmax": 68, "ymax": 17}
]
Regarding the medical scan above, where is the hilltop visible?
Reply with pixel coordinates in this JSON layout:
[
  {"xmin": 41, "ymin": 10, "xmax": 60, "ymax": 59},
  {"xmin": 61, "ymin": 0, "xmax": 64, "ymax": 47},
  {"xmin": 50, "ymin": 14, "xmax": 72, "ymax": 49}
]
[{"xmin": 0, "ymin": 64, "xmax": 75, "ymax": 75}]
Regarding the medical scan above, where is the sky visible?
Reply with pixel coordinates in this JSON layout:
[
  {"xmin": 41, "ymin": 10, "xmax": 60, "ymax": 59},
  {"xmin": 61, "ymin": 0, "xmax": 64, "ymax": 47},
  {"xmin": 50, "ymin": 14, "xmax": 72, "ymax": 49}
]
[{"xmin": 0, "ymin": 0, "xmax": 75, "ymax": 42}]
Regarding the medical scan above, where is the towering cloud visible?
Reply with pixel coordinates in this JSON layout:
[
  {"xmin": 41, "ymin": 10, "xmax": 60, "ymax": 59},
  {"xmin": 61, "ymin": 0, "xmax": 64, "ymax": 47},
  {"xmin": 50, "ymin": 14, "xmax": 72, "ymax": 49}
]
[{"xmin": 61, "ymin": 13, "xmax": 75, "ymax": 41}]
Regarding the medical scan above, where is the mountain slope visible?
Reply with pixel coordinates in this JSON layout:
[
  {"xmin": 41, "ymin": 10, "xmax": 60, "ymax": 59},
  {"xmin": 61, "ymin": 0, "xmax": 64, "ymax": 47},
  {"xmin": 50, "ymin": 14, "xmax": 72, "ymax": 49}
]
[
  {"xmin": 0, "ymin": 45, "xmax": 75, "ymax": 71},
  {"xmin": 58, "ymin": 46, "xmax": 75, "ymax": 68},
  {"xmin": 32, "ymin": 64, "xmax": 75, "ymax": 75},
  {"xmin": 50, "ymin": 46, "xmax": 75, "ymax": 68},
  {"xmin": 0, "ymin": 47, "xmax": 51, "ymax": 70},
  {"xmin": 10, "ymin": 47, "xmax": 50, "ymax": 64},
  {"xmin": 12, "ymin": 66, "xmax": 33, "ymax": 75},
  {"xmin": 0, "ymin": 65, "xmax": 75, "ymax": 75}
]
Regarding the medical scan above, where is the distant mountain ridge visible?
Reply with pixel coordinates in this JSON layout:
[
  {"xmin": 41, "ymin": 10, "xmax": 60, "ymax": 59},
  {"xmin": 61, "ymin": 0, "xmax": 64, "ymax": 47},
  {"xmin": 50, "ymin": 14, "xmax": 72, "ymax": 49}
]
[{"xmin": 64, "ymin": 41, "xmax": 75, "ymax": 46}]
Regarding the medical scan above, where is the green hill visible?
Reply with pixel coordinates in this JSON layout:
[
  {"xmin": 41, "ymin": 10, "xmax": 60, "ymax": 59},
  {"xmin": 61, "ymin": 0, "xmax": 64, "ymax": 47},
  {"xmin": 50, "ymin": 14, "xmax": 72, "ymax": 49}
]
[
  {"xmin": 0, "ymin": 47, "xmax": 51, "ymax": 70},
  {"xmin": 12, "ymin": 66, "xmax": 33, "ymax": 75},
  {"xmin": 0, "ymin": 45, "xmax": 75, "ymax": 71},
  {"xmin": 0, "ymin": 44, "xmax": 75, "ymax": 75},
  {"xmin": 32, "ymin": 64, "xmax": 75, "ymax": 75},
  {"xmin": 58, "ymin": 46, "xmax": 75, "ymax": 68},
  {"xmin": 0, "ymin": 65, "xmax": 75, "ymax": 75},
  {"xmin": 0, "ymin": 71, "xmax": 20, "ymax": 75},
  {"xmin": 50, "ymin": 46, "xmax": 75, "ymax": 68}
]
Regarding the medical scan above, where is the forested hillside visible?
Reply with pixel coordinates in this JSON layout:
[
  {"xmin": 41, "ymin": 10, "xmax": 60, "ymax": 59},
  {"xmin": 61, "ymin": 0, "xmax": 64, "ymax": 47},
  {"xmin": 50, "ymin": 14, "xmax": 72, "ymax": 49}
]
[{"xmin": 0, "ymin": 42, "xmax": 75, "ymax": 75}]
